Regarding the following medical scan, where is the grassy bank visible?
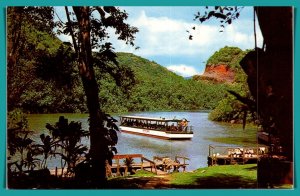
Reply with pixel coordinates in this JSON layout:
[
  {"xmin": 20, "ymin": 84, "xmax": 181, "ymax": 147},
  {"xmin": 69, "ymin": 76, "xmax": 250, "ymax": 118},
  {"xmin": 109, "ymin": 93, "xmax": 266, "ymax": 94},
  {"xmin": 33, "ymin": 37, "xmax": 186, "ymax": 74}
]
[
  {"xmin": 169, "ymin": 164, "xmax": 257, "ymax": 188},
  {"xmin": 107, "ymin": 164, "xmax": 258, "ymax": 189}
]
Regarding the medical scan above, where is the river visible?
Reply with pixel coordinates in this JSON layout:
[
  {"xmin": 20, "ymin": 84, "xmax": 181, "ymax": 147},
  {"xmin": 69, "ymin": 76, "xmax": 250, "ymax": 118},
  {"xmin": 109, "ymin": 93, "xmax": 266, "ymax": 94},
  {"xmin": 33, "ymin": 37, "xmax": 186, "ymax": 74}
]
[{"xmin": 27, "ymin": 111, "xmax": 258, "ymax": 171}]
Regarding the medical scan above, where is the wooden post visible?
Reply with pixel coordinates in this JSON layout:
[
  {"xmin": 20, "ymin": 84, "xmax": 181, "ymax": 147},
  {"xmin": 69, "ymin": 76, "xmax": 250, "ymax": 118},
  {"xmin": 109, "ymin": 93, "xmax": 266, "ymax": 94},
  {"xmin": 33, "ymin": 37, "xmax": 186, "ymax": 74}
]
[
  {"xmin": 242, "ymin": 148, "xmax": 245, "ymax": 164},
  {"xmin": 61, "ymin": 167, "xmax": 64, "ymax": 178},
  {"xmin": 125, "ymin": 166, "xmax": 128, "ymax": 176},
  {"xmin": 116, "ymin": 159, "xmax": 120, "ymax": 176},
  {"xmin": 141, "ymin": 157, "xmax": 143, "ymax": 170}
]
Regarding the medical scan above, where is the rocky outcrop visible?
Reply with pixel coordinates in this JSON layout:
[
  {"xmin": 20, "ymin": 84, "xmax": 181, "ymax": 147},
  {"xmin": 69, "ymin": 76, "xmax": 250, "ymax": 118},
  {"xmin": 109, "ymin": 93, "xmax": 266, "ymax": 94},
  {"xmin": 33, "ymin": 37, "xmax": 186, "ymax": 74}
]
[{"xmin": 195, "ymin": 64, "xmax": 235, "ymax": 83}]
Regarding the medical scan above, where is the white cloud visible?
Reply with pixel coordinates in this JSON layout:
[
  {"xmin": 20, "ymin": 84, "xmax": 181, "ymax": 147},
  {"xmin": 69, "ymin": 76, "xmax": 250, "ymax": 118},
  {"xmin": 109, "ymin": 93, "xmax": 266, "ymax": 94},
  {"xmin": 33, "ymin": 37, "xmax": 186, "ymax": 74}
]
[
  {"xmin": 111, "ymin": 9, "xmax": 263, "ymax": 61},
  {"xmin": 54, "ymin": 7, "xmax": 263, "ymax": 58},
  {"xmin": 127, "ymin": 10, "xmax": 192, "ymax": 56},
  {"xmin": 166, "ymin": 64, "xmax": 200, "ymax": 77},
  {"xmin": 54, "ymin": 6, "xmax": 264, "ymax": 76}
]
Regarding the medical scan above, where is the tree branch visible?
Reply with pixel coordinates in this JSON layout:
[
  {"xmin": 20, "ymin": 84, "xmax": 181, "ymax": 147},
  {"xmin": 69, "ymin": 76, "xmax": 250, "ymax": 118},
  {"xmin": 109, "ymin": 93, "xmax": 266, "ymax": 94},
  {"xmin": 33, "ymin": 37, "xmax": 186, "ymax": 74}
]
[{"xmin": 65, "ymin": 6, "xmax": 79, "ymax": 54}]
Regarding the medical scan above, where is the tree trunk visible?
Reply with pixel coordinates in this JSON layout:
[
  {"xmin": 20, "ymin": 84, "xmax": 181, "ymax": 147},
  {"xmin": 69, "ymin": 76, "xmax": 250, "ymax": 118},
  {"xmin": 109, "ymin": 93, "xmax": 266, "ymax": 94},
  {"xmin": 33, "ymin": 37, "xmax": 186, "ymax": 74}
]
[
  {"xmin": 242, "ymin": 7, "xmax": 294, "ymax": 187},
  {"xmin": 255, "ymin": 7, "xmax": 293, "ymax": 161},
  {"xmin": 7, "ymin": 7, "xmax": 25, "ymax": 110},
  {"xmin": 73, "ymin": 6, "xmax": 107, "ymax": 187}
]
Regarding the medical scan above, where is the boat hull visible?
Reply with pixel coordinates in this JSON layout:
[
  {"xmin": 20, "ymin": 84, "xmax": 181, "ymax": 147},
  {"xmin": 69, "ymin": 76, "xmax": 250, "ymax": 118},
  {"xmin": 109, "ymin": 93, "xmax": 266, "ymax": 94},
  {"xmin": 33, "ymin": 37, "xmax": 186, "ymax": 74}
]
[{"xmin": 119, "ymin": 126, "xmax": 193, "ymax": 140}]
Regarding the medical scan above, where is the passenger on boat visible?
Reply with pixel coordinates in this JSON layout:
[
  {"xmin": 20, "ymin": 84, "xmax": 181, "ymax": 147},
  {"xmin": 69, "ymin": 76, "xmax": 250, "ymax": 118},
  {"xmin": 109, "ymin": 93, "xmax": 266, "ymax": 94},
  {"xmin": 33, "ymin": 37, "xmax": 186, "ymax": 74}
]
[
  {"xmin": 170, "ymin": 123, "xmax": 177, "ymax": 131},
  {"xmin": 180, "ymin": 119, "xmax": 188, "ymax": 132}
]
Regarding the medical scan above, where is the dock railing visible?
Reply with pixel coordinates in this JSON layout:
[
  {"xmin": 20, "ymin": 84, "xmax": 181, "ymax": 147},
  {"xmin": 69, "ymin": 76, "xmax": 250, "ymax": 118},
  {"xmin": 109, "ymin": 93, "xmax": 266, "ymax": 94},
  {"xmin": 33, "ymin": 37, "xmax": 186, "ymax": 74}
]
[
  {"xmin": 153, "ymin": 155, "xmax": 189, "ymax": 172},
  {"xmin": 208, "ymin": 145, "xmax": 268, "ymax": 166},
  {"xmin": 141, "ymin": 156, "xmax": 157, "ymax": 174},
  {"xmin": 175, "ymin": 155, "xmax": 190, "ymax": 172},
  {"xmin": 111, "ymin": 154, "xmax": 157, "ymax": 176}
]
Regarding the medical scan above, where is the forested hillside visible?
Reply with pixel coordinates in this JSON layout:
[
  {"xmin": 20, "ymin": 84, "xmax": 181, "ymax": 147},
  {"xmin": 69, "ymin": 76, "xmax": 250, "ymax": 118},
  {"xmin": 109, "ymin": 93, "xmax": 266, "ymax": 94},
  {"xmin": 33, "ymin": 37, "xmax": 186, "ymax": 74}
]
[
  {"xmin": 98, "ymin": 52, "xmax": 229, "ymax": 113},
  {"xmin": 16, "ymin": 49, "xmax": 230, "ymax": 113},
  {"xmin": 7, "ymin": 9, "xmax": 248, "ymax": 117},
  {"xmin": 196, "ymin": 46, "xmax": 253, "ymax": 123}
]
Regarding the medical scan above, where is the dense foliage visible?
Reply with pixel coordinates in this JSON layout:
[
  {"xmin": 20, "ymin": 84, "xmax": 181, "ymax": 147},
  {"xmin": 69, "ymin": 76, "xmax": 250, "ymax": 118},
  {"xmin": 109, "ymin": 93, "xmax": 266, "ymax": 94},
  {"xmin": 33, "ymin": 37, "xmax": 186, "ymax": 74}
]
[
  {"xmin": 9, "ymin": 27, "xmax": 231, "ymax": 114},
  {"xmin": 206, "ymin": 46, "xmax": 248, "ymax": 70},
  {"xmin": 98, "ymin": 52, "xmax": 229, "ymax": 113},
  {"xmin": 7, "ymin": 7, "xmax": 58, "ymax": 111},
  {"xmin": 7, "ymin": 7, "xmax": 85, "ymax": 113},
  {"xmin": 204, "ymin": 46, "xmax": 253, "ymax": 123},
  {"xmin": 7, "ymin": 110, "xmax": 91, "ymax": 188},
  {"xmin": 7, "ymin": 7, "xmax": 250, "ymax": 123},
  {"xmin": 8, "ymin": 26, "xmax": 249, "ymax": 120}
]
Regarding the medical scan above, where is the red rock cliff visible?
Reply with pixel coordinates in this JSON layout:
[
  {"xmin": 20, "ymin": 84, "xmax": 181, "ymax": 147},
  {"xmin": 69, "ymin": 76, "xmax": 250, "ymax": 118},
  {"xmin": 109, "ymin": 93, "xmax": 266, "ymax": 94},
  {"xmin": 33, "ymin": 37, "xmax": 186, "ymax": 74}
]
[{"xmin": 196, "ymin": 64, "xmax": 235, "ymax": 83}]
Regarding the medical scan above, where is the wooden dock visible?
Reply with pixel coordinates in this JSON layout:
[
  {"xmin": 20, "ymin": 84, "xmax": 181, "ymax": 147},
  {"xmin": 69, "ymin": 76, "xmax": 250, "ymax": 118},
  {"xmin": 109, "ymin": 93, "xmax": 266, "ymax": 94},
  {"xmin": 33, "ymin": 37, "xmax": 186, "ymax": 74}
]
[
  {"xmin": 207, "ymin": 145, "xmax": 268, "ymax": 166},
  {"xmin": 110, "ymin": 154, "xmax": 189, "ymax": 177},
  {"xmin": 153, "ymin": 155, "xmax": 189, "ymax": 173},
  {"xmin": 49, "ymin": 154, "xmax": 189, "ymax": 178}
]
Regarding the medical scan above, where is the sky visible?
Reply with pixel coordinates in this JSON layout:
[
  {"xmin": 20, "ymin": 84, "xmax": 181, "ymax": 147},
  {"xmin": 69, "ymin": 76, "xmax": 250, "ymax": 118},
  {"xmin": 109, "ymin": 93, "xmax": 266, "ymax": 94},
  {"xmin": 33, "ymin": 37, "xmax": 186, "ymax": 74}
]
[{"xmin": 55, "ymin": 6, "xmax": 263, "ymax": 77}]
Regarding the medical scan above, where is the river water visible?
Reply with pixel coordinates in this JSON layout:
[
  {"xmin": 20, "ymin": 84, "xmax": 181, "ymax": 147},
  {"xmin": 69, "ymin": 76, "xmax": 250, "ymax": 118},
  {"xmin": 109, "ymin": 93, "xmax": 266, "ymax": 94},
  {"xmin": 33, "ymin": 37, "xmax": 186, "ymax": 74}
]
[{"xmin": 27, "ymin": 111, "xmax": 257, "ymax": 171}]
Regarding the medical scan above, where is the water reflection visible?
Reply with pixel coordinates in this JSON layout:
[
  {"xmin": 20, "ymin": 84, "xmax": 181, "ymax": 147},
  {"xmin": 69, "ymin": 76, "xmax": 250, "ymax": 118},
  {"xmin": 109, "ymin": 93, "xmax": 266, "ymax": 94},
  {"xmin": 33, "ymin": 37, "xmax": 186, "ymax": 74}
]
[{"xmin": 26, "ymin": 111, "xmax": 256, "ymax": 170}]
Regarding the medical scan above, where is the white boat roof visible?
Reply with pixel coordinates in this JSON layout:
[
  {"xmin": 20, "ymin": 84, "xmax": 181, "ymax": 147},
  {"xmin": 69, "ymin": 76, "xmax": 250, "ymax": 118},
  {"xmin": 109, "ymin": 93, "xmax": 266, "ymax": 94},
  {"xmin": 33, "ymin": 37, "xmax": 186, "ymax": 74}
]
[{"xmin": 120, "ymin": 115, "xmax": 189, "ymax": 122}]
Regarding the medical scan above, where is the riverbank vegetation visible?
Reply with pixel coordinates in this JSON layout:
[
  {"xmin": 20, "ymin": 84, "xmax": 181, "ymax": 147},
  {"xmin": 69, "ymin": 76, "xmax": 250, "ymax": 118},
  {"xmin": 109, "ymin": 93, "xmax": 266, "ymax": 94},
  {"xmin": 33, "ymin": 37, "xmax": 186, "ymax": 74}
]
[{"xmin": 7, "ymin": 113, "xmax": 90, "ymax": 188}]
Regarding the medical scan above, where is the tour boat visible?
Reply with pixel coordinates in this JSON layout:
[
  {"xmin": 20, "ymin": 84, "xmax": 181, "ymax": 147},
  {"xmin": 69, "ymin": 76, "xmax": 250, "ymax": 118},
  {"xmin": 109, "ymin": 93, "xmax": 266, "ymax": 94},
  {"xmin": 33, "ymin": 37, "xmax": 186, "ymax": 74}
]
[{"xmin": 119, "ymin": 115, "xmax": 193, "ymax": 140}]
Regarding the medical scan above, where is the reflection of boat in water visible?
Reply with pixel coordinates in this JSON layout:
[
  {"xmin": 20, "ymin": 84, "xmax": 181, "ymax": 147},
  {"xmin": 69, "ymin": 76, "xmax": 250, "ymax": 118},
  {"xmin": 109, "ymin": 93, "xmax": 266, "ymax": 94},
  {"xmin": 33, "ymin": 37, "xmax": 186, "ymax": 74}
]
[{"xmin": 119, "ymin": 115, "xmax": 193, "ymax": 140}]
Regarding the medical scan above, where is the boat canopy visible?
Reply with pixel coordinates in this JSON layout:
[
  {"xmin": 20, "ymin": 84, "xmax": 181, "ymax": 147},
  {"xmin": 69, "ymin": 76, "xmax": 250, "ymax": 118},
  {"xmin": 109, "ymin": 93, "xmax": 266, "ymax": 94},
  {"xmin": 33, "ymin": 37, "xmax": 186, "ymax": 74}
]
[{"xmin": 120, "ymin": 115, "xmax": 189, "ymax": 123}]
